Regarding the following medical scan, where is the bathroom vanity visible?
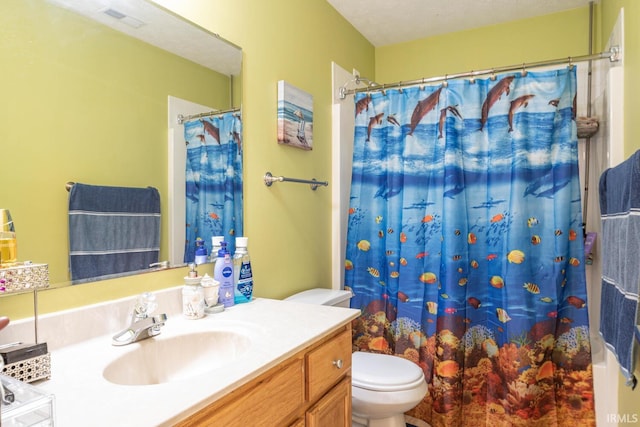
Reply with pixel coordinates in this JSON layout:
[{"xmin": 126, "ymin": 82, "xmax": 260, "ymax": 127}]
[
  {"xmin": 1, "ymin": 288, "xmax": 359, "ymax": 426},
  {"xmin": 176, "ymin": 323, "xmax": 353, "ymax": 426}
]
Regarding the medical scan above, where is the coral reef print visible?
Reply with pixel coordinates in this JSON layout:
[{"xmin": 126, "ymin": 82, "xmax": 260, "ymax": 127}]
[{"xmin": 346, "ymin": 68, "xmax": 595, "ymax": 426}]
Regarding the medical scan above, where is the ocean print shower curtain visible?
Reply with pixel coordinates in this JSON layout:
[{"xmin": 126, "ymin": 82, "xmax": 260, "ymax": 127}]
[
  {"xmin": 184, "ymin": 111, "xmax": 243, "ymax": 262},
  {"xmin": 345, "ymin": 68, "xmax": 596, "ymax": 426}
]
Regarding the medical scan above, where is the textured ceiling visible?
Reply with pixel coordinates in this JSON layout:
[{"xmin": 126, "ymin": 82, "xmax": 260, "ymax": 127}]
[
  {"xmin": 46, "ymin": 0, "xmax": 242, "ymax": 76},
  {"xmin": 327, "ymin": 0, "xmax": 595, "ymax": 47}
]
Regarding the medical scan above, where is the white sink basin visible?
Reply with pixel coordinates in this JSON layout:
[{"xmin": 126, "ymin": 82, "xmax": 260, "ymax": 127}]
[{"xmin": 103, "ymin": 331, "xmax": 252, "ymax": 386}]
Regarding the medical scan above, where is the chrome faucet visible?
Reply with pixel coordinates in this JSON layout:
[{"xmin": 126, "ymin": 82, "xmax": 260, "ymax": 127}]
[{"xmin": 112, "ymin": 292, "xmax": 167, "ymax": 346}]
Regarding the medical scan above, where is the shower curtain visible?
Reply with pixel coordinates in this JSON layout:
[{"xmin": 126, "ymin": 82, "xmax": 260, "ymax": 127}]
[
  {"xmin": 345, "ymin": 68, "xmax": 596, "ymax": 426},
  {"xmin": 184, "ymin": 111, "xmax": 243, "ymax": 262}
]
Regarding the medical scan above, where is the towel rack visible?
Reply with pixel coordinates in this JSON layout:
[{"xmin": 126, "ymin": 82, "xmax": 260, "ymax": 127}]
[{"xmin": 263, "ymin": 172, "xmax": 328, "ymax": 191}]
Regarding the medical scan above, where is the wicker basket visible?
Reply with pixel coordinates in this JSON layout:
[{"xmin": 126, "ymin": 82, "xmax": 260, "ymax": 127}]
[
  {"xmin": 0, "ymin": 263, "xmax": 49, "ymax": 294},
  {"xmin": 2, "ymin": 352, "xmax": 51, "ymax": 383}
]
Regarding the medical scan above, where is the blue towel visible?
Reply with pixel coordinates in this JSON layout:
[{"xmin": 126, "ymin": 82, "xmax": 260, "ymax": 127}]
[
  {"xmin": 68, "ymin": 183, "xmax": 161, "ymax": 282},
  {"xmin": 599, "ymin": 150, "xmax": 640, "ymax": 388}
]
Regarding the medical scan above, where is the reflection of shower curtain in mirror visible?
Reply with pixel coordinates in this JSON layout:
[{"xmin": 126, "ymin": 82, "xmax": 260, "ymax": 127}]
[
  {"xmin": 184, "ymin": 111, "xmax": 243, "ymax": 262},
  {"xmin": 345, "ymin": 68, "xmax": 596, "ymax": 426}
]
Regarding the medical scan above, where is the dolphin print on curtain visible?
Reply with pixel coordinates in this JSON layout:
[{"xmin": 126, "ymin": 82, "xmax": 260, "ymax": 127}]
[
  {"xmin": 345, "ymin": 68, "xmax": 596, "ymax": 426},
  {"xmin": 184, "ymin": 111, "xmax": 243, "ymax": 262}
]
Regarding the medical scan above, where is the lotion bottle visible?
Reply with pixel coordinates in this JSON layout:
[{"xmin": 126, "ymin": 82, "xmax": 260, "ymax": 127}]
[{"xmin": 214, "ymin": 241, "xmax": 235, "ymax": 308}]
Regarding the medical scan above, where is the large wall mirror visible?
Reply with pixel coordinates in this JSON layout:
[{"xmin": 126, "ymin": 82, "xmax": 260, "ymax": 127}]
[{"xmin": 1, "ymin": 0, "xmax": 242, "ymax": 288}]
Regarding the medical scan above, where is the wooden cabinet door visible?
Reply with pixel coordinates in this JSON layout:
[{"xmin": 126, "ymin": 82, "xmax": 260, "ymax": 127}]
[
  {"xmin": 306, "ymin": 328, "xmax": 352, "ymax": 402},
  {"xmin": 305, "ymin": 377, "xmax": 351, "ymax": 427}
]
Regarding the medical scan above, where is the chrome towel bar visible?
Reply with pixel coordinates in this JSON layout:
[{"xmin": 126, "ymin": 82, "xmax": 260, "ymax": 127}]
[{"xmin": 263, "ymin": 172, "xmax": 328, "ymax": 191}]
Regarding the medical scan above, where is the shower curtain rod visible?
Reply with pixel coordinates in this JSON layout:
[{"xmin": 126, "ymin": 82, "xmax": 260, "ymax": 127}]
[
  {"xmin": 339, "ymin": 46, "xmax": 621, "ymax": 99},
  {"xmin": 177, "ymin": 106, "xmax": 240, "ymax": 124}
]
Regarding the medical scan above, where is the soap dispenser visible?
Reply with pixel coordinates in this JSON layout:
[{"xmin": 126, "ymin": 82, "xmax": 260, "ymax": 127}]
[{"xmin": 182, "ymin": 263, "xmax": 205, "ymax": 319}]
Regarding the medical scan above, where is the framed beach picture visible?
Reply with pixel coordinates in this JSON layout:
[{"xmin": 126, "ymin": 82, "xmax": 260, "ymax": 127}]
[{"xmin": 277, "ymin": 80, "xmax": 313, "ymax": 150}]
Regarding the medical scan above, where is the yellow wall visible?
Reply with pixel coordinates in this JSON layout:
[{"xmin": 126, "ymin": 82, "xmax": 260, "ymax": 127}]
[
  {"xmin": 376, "ymin": 8, "xmax": 590, "ymax": 83},
  {"xmin": 151, "ymin": 0, "xmax": 376, "ymax": 302}
]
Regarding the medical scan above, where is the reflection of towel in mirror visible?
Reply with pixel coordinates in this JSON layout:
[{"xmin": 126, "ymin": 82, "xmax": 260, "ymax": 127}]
[
  {"xmin": 599, "ymin": 150, "xmax": 640, "ymax": 388},
  {"xmin": 68, "ymin": 183, "xmax": 161, "ymax": 283}
]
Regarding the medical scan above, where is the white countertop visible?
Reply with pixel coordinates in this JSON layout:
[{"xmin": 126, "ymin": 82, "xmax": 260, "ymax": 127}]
[{"xmin": 36, "ymin": 298, "xmax": 359, "ymax": 426}]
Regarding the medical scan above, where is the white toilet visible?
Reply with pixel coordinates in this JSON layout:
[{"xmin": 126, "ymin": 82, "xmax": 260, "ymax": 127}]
[{"xmin": 285, "ymin": 288, "xmax": 428, "ymax": 427}]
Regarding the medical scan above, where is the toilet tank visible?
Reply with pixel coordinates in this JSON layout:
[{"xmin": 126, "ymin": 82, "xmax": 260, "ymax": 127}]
[{"xmin": 284, "ymin": 288, "xmax": 353, "ymax": 308}]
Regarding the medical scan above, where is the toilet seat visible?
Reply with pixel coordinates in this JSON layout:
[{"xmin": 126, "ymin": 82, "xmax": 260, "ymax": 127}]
[{"xmin": 352, "ymin": 352, "xmax": 425, "ymax": 392}]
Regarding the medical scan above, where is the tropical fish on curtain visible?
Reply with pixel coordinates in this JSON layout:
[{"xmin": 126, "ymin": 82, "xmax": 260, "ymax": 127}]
[
  {"xmin": 345, "ymin": 68, "xmax": 595, "ymax": 426},
  {"xmin": 184, "ymin": 111, "xmax": 243, "ymax": 262}
]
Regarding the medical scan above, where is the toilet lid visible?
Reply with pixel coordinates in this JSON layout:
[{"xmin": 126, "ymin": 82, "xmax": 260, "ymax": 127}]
[{"xmin": 352, "ymin": 352, "xmax": 425, "ymax": 392}]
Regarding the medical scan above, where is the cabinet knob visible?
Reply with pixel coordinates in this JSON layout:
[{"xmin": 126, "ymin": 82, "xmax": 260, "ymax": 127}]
[{"xmin": 332, "ymin": 359, "xmax": 343, "ymax": 369}]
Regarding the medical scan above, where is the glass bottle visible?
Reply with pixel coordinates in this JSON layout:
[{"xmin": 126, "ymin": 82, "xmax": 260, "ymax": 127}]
[
  {"xmin": 0, "ymin": 209, "xmax": 17, "ymax": 266},
  {"xmin": 182, "ymin": 275, "xmax": 205, "ymax": 319}
]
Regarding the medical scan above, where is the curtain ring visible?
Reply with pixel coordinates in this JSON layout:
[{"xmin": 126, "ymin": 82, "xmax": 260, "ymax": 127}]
[
  {"xmin": 568, "ymin": 56, "xmax": 574, "ymax": 70},
  {"xmin": 443, "ymin": 74, "xmax": 448, "ymax": 88},
  {"xmin": 521, "ymin": 63, "xmax": 527, "ymax": 77},
  {"xmin": 490, "ymin": 70, "xmax": 497, "ymax": 81},
  {"xmin": 469, "ymin": 71, "xmax": 476, "ymax": 84}
]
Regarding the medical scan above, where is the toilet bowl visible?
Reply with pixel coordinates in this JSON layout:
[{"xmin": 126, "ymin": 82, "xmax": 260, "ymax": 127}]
[
  {"xmin": 351, "ymin": 351, "xmax": 428, "ymax": 427},
  {"xmin": 285, "ymin": 288, "xmax": 428, "ymax": 427}
]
